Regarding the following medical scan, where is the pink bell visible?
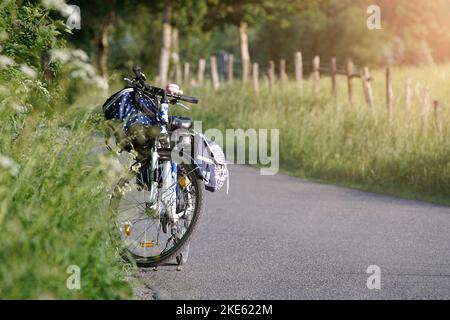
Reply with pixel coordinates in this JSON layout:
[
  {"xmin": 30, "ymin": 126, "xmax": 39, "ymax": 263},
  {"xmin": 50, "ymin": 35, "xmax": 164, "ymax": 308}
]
[{"xmin": 166, "ymin": 83, "xmax": 181, "ymax": 95}]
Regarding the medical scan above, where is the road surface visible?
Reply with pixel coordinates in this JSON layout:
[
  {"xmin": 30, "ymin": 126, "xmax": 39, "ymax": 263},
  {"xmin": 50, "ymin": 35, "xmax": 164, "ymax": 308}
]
[{"xmin": 131, "ymin": 165, "xmax": 450, "ymax": 299}]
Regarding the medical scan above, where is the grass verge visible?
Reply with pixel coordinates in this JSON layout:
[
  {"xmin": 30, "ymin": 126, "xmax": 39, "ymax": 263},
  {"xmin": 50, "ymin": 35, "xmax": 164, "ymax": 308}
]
[{"xmin": 0, "ymin": 93, "xmax": 132, "ymax": 299}]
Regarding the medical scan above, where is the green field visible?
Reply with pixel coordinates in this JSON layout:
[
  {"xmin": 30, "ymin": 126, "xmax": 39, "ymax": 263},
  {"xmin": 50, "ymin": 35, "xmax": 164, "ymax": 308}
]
[{"xmin": 186, "ymin": 65, "xmax": 450, "ymax": 205}]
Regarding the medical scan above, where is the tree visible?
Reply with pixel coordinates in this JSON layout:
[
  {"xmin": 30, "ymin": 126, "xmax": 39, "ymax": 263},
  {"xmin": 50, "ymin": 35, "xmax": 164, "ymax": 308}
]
[
  {"xmin": 71, "ymin": 0, "xmax": 209, "ymax": 82},
  {"xmin": 251, "ymin": 1, "xmax": 389, "ymax": 69},
  {"xmin": 71, "ymin": 0, "xmax": 123, "ymax": 79},
  {"xmin": 157, "ymin": 0, "xmax": 172, "ymax": 85},
  {"xmin": 205, "ymin": 0, "xmax": 323, "ymax": 82},
  {"xmin": 375, "ymin": 0, "xmax": 450, "ymax": 64},
  {"xmin": 98, "ymin": 9, "xmax": 115, "ymax": 79},
  {"xmin": 156, "ymin": 0, "xmax": 210, "ymax": 85}
]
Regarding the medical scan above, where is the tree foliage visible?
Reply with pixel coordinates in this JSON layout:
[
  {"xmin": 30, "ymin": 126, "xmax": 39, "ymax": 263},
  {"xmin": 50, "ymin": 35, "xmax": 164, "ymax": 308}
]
[{"xmin": 42, "ymin": 0, "xmax": 450, "ymax": 77}]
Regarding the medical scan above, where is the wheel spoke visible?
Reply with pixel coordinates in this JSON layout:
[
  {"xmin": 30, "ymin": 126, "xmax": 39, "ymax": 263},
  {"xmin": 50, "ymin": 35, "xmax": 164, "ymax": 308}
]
[
  {"xmin": 127, "ymin": 219, "xmax": 159, "ymax": 252},
  {"xmin": 112, "ymin": 167, "xmax": 199, "ymax": 261}
]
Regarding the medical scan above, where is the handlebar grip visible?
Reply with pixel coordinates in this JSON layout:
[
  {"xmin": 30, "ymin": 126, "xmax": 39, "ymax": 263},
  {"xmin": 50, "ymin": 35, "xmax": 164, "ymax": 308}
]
[
  {"xmin": 132, "ymin": 65, "xmax": 142, "ymax": 76},
  {"xmin": 178, "ymin": 94, "xmax": 199, "ymax": 104},
  {"xmin": 132, "ymin": 65, "xmax": 146, "ymax": 81}
]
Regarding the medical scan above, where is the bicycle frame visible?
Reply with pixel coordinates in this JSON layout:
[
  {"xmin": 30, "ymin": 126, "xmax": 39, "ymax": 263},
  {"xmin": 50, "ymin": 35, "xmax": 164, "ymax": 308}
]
[{"xmin": 146, "ymin": 101, "xmax": 180, "ymax": 224}]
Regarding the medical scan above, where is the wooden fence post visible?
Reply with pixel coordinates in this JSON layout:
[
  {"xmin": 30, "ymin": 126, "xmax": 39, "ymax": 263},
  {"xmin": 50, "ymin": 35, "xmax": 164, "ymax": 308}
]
[
  {"xmin": 268, "ymin": 60, "xmax": 275, "ymax": 90},
  {"xmin": 405, "ymin": 78, "xmax": 411, "ymax": 111},
  {"xmin": 197, "ymin": 59, "xmax": 206, "ymax": 86},
  {"xmin": 331, "ymin": 57, "xmax": 337, "ymax": 99},
  {"xmin": 210, "ymin": 56, "xmax": 220, "ymax": 90},
  {"xmin": 294, "ymin": 51, "xmax": 303, "ymax": 94},
  {"xmin": 361, "ymin": 67, "xmax": 374, "ymax": 109},
  {"xmin": 183, "ymin": 62, "xmax": 190, "ymax": 85},
  {"xmin": 346, "ymin": 59, "xmax": 354, "ymax": 104},
  {"xmin": 386, "ymin": 67, "xmax": 393, "ymax": 118},
  {"xmin": 175, "ymin": 65, "xmax": 182, "ymax": 84},
  {"xmin": 434, "ymin": 100, "xmax": 442, "ymax": 138},
  {"xmin": 421, "ymin": 86, "xmax": 430, "ymax": 132},
  {"xmin": 227, "ymin": 54, "xmax": 234, "ymax": 84},
  {"xmin": 313, "ymin": 56, "xmax": 320, "ymax": 95},
  {"xmin": 252, "ymin": 63, "xmax": 259, "ymax": 92},
  {"xmin": 280, "ymin": 59, "xmax": 287, "ymax": 84}
]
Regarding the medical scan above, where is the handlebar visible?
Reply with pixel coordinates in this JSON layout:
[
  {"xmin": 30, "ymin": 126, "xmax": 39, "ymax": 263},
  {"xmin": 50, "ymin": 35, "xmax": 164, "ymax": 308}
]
[
  {"xmin": 131, "ymin": 65, "xmax": 199, "ymax": 104},
  {"xmin": 132, "ymin": 65, "xmax": 146, "ymax": 82},
  {"xmin": 174, "ymin": 94, "xmax": 199, "ymax": 104}
]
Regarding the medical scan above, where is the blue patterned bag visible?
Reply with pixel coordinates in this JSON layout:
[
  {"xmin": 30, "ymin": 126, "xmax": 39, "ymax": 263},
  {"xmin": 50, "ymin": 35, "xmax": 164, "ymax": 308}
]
[{"xmin": 103, "ymin": 88, "xmax": 158, "ymax": 133}]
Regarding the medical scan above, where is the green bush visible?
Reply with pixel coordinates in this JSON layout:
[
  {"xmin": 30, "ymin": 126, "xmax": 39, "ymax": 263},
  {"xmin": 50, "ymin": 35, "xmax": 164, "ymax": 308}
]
[{"xmin": 0, "ymin": 1, "xmax": 132, "ymax": 299}]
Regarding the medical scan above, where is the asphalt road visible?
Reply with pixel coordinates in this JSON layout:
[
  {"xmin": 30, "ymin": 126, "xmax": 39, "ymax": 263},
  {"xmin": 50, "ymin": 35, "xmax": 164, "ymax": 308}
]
[{"xmin": 132, "ymin": 165, "xmax": 450, "ymax": 300}]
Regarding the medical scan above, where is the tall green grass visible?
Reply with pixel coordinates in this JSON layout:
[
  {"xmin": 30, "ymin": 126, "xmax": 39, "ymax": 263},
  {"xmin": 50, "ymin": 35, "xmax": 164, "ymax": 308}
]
[
  {"xmin": 0, "ymin": 96, "xmax": 132, "ymax": 299},
  {"xmin": 185, "ymin": 65, "xmax": 450, "ymax": 205},
  {"xmin": 0, "ymin": 1, "xmax": 132, "ymax": 299}
]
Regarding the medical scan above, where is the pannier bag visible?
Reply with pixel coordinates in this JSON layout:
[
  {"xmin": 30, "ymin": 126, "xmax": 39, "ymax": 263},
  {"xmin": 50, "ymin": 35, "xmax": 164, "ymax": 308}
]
[{"xmin": 194, "ymin": 133, "xmax": 229, "ymax": 193}]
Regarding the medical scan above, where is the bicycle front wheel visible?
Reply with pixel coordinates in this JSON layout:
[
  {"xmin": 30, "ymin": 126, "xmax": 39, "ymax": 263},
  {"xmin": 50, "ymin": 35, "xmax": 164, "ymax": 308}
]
[{"xmin": 110, "ymin": 164, "xmax": 204, "ymax": 267}]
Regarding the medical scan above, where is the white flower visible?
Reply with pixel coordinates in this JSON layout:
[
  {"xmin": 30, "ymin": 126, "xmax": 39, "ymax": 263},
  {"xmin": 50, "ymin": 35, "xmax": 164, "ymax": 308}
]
[
  {"xmin": 77, "ymin": 61, "xmax": 96, "ymax": 76},
  {"xmin": 92, "ymin": 76, "xmax": 109, "ymax": 91},
  {"xmin": 41, "ymin": 0, "xmax": 68, "ymax": 11},
  {"xmin": 70, "ymin": 70, "xmax": 84, "ymax": 79},
  {"xmin": 50, "ymin": 49, "xmax": 70, "ymax": 63},
  {"xmin": 131, "ymin": 162, "xmax": 141, "ymax": 173},
  {"xmin": 50, "ymin": 48, "xmax": 109, "ymax": 90},
  {"xmin": 20, "ymin": 64, "xmax": 37, "ymax": 79},
  {"xmin": 0, "ymin": 154, "xmax": 20, "ymax": 176},
  {"xmin": 60, "ymin": 3, "xmax": 77, "ymax": 18},
  {"xmin": 34, "ymin": 80, "xmax": 51, "ymax": 98},
  {"xmin": 12, "ymin": 103, "xmax": 30, "ymax": 113},
  {"xmin": 71, "ymin": 49, "xmax": 89, "ymax": 62},
  {"xmin": 0, "ymin": 55, "xmax": 15, "ymax": 68}
]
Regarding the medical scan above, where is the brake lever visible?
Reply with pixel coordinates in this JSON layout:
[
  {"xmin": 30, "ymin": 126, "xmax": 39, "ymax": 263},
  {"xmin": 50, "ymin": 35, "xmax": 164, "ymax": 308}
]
[
  {"xmin": 176, "ymin": 102, "xmax": 190, "ymax": 110},
  {"xmin": 124, "ymin": 77, "xmax": 133, "ymax": 85}
]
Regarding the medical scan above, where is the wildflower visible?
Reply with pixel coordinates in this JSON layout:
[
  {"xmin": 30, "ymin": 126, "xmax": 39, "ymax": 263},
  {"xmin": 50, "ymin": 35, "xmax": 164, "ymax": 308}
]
[
  {"xmin": 12, "ymin": 103, "xmax": 30, "ymax": 114},
  {"xmin": 93, "ymin": 76, "xmax": 109, "ymax": 91},
  {"xmin": 20, "ymin": 64, "xmax": 37, "ymax": 79},
  {"xmin": 72, "ymin": 49, "xmax": 89, "ymax": 62},
  {"xmin": 0, "ymin": 55, "xmax": 15, "ymax": 68},
  {"xmin": 0, "ymin": 154, "xmax": 20, "ymax": 176},
  {"xmin": 131, "ymin": 162, "xmax": 141, "ymax": 173},
  {"xmin": 50, "ymin": 49, "xmax": 70, "ymax": 63},
  {"xmin": 41, "ymin": 0, "xmax": 69, "ymax": 12}
]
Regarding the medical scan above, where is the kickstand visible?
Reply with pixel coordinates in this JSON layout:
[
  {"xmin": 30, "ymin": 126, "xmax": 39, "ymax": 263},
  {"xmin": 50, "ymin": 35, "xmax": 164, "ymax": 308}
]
[{"xmin": 176, "ymin": 257, "xmax": 183, "ymax": 271}]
